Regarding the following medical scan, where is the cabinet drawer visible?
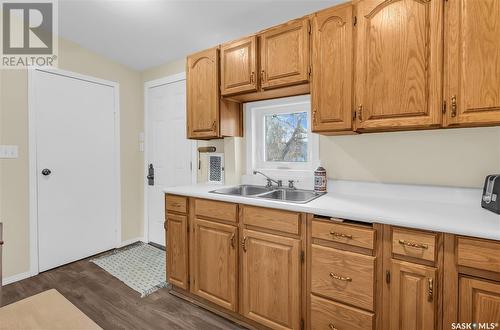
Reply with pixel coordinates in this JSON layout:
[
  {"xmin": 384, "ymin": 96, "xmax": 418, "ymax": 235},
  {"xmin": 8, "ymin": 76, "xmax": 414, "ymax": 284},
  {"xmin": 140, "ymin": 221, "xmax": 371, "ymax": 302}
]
[
  {"xmin": 241, "ymin": 205, "xmax": 300, "ymax": 235},
  {"xmin": 311, "ymin": 294, "xmax": 374, "ymax": 330},
  {"xmin": 392, "ymin": 227, "xmax": 437, "ymax": 263},
  {"xmin": 458, "ymin": 237, "xmax": 500, "ymax": 274},
  {"xmin": 165, "ymin": 195, "xmax": 188, "ymax": 214},
  {"xmin": 311, "ymin": 244, "xmax": 375, "ymax": 311},
  {"xmin": 194, "ymin": 199, "xmax": 237, "ymax": 223},
  {"xmin": 312, "ymin": 219, "xmax": 375, "ymax": 250}
]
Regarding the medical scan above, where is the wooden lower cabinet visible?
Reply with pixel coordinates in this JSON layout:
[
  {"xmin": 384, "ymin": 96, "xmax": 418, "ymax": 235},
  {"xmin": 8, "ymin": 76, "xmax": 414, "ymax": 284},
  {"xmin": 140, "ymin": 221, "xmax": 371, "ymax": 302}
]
[
  {"xmin": 191, "ymin": 218, "xmax": 238, "ymax": 311},
  {"xmin": 460, "ymin": 277, "xmax": 500, "ymax": 323},
  {"xmin": 241, "ymin": 229, "xmax": 301, "ymax": 330},
  {"xmin": 166, "ymin": 213, "xmax": 189, "ymax": 290},
  {"xmin": 390, "ymin": 260, "xmax": 437, "ymax": 330},
  {"xmin": 310, "ymin": 294, "xmax": 374, "ymax": 330}
]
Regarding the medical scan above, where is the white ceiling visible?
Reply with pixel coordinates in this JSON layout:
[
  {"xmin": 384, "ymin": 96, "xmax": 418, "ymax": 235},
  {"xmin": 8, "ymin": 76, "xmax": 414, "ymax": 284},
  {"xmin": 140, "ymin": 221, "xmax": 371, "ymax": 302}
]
[{"xmin": 59, "ymin": 0, "xmax": 345, "ymax": 71}]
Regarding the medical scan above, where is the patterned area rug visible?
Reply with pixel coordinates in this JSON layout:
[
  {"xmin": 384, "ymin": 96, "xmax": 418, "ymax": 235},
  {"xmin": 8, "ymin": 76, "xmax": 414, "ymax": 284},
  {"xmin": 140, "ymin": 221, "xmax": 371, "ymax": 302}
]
[{"xmin": 91, "ymin": 243, "xmax": 167, "ymax": 297}]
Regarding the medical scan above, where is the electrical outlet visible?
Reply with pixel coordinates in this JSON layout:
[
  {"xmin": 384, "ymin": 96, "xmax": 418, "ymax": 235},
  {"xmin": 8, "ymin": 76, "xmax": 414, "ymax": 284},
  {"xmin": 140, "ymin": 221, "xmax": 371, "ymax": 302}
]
[{"xmin": 0, "ymin": 145, "xmax": 19, "ymax": 159}]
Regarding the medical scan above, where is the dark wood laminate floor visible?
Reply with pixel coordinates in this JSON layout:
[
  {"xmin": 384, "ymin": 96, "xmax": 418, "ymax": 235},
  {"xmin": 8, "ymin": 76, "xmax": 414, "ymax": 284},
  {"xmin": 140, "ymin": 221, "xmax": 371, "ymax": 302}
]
[{"xmin": 1, "ymin": 251, "xmax": 244, "ymax": 330}]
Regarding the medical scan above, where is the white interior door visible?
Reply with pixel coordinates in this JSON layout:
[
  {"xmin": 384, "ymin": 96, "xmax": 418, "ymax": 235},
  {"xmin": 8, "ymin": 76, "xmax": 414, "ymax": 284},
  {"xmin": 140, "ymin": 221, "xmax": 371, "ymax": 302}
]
[
  {"xmin": 33, "ymin": 70, "xmax": 119, "ymax": 272},
  {"xmin": 146, "ymin": 76, "xmax": 194, "ymax": 246}
]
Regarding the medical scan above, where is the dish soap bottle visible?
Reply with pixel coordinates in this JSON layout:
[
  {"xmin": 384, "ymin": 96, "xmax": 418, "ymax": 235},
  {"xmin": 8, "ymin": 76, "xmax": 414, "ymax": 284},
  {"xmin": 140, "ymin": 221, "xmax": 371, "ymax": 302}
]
[{"xmin": 314, "ymin": 167, "xmax": 327, "ymax": 193}]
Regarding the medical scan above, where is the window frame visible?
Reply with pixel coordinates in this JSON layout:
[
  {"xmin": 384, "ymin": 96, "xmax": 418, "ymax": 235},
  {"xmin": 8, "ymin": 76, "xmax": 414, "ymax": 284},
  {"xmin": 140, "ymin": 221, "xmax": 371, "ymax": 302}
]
[{"xmin": 245, "ymin": 95, "xmax": 319, "ymax": 176}]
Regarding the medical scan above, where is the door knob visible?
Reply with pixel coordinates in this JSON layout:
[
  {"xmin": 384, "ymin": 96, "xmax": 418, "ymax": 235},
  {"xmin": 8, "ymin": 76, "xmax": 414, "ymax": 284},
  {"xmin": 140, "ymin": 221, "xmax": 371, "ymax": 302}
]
[
  {"xmin": 147, "ymin": 164, "xmax": 154, "ymax": 186},
  {"xmin": 41, "ymin": 168, "xmax": 52, "ymax": 176}
]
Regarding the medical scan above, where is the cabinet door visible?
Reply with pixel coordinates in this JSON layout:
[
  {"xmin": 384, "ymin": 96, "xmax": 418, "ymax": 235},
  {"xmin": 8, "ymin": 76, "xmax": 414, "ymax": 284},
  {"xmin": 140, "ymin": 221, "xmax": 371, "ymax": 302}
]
[
  {"xmin": 354, "ymin": 0, "xmax": 443, "ymax": 131},
  {"xmin": 260, "ymin": 18, "xmax": 310, "ymax": 90},
  {"xmin": 444, "ymin": 0, "xmax": 500, "ymax": 127},
  {"xmin": 220, "ymin": 36, "xmax": 258, "ymax": 96},
  {"xmin": 460, "ymin": 277, "xmax": 500, "ymax": 323},
  {"xmin": 191, "ymin": 218, "xmax": 238, "ymax": 311},
  {"xmin": 390, "ymin": 260, "xmax": 437, "ymax": 330},
  {"xmin": 311, "ymin": 4, "xmax": 353, "ymax": 133},
  {"xmin": 187, "ymin": 47, "xmax": 219, "ymax": 139},
  {"xmin": 241, "ymin": 229, "xmax": 301, "ymax": 330},
  {"xmin": 166, "ymin": 213, "xmax": 188, "ymax": 290}
]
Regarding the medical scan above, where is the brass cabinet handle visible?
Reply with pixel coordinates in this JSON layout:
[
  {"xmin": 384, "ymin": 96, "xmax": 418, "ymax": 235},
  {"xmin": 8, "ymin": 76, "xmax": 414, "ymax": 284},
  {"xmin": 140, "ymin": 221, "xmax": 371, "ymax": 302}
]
[
  {"xmin": 329, "ymin": 324, "xmax": 338, "ymax": 330},
  {"xmin": 329, "ymin": 272, "xmax": 352, "ymax": 282},
  {"xmin": 261, "ymin": 70, "xmax": 266, "ymax": 82},
  {"xmin": 330, "ymin": 231, "xmax": 353, "ymax": 239},
  {"xmin": 230, "ymin": 233, "xmax": 236, "ymax": 249},
  {"xmin": 242, "ymin": 236, "xmax": 248, "ymax": 252},
  {"xmin": 428, "ymin": 278, "xmax": 433, "ymax": 301},
  {"xmin": 312, "ymin": 109, "xmax": 317, "ymax": 125},
  {"xmin": 250, "ymin": 72, "xmax": 255, "ymax": 84},
  {"xmin": 170, "ymin": 202, "xmax": 180, "ymax": 207},
  {"xmin": 357, "ymin": 104, "xmax": 363, "ymax": 121},
  {"xmin": 398, "ymin": 239, "xmax": 428, "ymax": 249},
  {"xmin": 451, "ymin": 95, "xmax": 457, "ymax": 117},
  {"xmin": 211, "ymin": 120, "xmax": 217, "ymax": 130}
]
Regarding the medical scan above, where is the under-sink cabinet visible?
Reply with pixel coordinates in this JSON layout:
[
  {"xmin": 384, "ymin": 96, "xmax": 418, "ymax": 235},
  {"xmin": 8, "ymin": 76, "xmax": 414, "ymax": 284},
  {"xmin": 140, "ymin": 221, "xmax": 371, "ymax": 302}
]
[{"xmin": 165, "ymin": 194, "xmax": 500, "ymax": 330}]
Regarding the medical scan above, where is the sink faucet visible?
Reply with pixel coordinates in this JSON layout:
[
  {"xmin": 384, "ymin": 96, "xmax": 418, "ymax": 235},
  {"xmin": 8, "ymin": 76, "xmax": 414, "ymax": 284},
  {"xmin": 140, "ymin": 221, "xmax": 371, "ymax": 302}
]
[{"xmin": 253, "ymin": 170, "xmax": 282, "ymax": 188}]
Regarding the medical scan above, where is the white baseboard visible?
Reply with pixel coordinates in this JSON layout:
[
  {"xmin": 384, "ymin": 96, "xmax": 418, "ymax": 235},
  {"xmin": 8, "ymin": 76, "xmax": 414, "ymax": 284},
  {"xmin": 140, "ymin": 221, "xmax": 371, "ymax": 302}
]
[
  {"xmin": 2, "ymin": 271, "xmax": 33, "ymax": 286},
  {"xmin": 118, "ymin": 237, "xmax": 146, "ymax": 248}
]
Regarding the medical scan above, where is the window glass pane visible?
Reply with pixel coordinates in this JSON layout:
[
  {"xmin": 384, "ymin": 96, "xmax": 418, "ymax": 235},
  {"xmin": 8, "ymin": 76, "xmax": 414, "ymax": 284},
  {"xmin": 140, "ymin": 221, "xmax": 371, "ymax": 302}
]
[{"xmin": 265, "ymin": 112, "xmax": 308, "ymax": 162}]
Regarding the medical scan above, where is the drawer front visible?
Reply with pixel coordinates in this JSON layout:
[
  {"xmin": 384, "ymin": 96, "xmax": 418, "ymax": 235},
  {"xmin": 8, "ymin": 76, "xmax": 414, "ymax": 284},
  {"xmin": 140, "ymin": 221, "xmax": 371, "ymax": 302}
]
[
  {"xmin": 312, "ymin": 219, "xmax": 375, "ymax": 249},
  {"xmin": 311, "ymin": 244, "xmax": 375, "ymax": 311},
  {"xmin": 165, "ymin": 195, "xmax": 188, "ymax": 214},
  {"xmin": 392, "ymin": 227, "xmax": 437, "ymax": 263},
  {"xmin": 311, "ymin": 294, "xmax": 374, "ymax": 330},
  {"xmin": 241, "ymin": 205, "xmax": 300, "ymax": 235},
  {"xmin": 194, "ymin": 199, "xmax": 238, "ymax": 223},
  {"xmin": 458, "ymin": 237, "xmax": 500, "ymax": 274}
]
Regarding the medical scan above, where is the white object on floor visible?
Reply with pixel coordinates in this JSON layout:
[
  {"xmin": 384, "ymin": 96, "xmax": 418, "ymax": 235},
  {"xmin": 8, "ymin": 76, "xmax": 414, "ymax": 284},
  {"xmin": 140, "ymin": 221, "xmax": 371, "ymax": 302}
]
[
  {"xmin": 91, "ymin": 243, "xmax": 167, "ymax": 297},
  {"xmin": 0, "ymin": 145, "xmax": 18, "ymax": 159},
  {"xmin": 30, "ymin": 69, "xmax": 120, "ymax": 272},
  {"xmin": 144, "ymin": 74, "xmax": 196, "ymax": 246}
]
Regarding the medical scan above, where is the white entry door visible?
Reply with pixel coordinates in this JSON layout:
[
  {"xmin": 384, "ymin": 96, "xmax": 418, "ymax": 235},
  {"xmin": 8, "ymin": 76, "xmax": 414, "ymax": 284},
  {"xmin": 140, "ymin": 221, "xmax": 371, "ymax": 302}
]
[
  {"xmin": 32, "ymin": 69, "xmax": 119, "ymax": 272},
  {"xmin": 145, "ymin": 74, "xmax": 195, "ymax": 246}
]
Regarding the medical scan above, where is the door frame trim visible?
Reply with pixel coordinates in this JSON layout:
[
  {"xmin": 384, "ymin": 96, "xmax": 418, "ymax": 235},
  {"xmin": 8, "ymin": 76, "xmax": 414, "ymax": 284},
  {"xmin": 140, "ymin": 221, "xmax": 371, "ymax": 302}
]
[
  {"xmin": 143, "ymin": 72, "xmax": 197, "ymax": 244},
  {"xmin": 28, "ymin": 68, "xmax": 121, "ymax": 276}
]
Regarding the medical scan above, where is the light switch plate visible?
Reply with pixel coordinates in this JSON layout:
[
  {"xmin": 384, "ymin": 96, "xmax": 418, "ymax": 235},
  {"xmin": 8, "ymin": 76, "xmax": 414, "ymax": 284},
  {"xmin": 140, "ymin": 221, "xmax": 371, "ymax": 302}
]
[{"xmin": 0, "ymin": 145, "xmax": 19, "ymax": 159}]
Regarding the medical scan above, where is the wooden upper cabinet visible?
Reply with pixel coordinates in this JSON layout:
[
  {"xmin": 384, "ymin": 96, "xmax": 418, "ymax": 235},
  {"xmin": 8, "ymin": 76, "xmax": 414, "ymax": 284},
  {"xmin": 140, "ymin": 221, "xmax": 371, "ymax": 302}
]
[
  {"xmin": 187, "ymin": 47, "xmax": 220, "ymax": 138},
  {"xmin": 187, "ymin": 47, "xmax": 242, "ymax": 139},
  {"xmin": 311, "ymin": 4, "xmax": 353, "ymax": 133},
  {"xmin": 444, "ymin": 0, "xmax": 500, "ymax": 127},
  {"xmin": 354, "ymin": 0, "xmax": 443, "ymax": 131},
  {"xmin": 390, "ymin": 260, "xmax": 437, "ymax": 330},
  {"xmin": 191, "ymin": 219, "xmax": 238, "ymax": 311},
  {"xmin": 259, "ymin": 18, "xmax": 310, "ymax": 90},
  {"xmin": 460, "ymin": 277, "xmax": 500, "ymax": 323},
  {"xmin": 220, "ymin": 36, "xmax": 258, "ymax": 96},
  {"xmin": 241, "ymin": 229, "xmax": 301, "ymax": 330}
]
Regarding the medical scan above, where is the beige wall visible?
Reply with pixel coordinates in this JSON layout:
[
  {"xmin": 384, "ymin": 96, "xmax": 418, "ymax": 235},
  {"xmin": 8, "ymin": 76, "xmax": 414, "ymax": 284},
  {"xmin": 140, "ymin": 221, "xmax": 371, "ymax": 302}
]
[{"xmin": 0, "ymin": 38, "xmax": 144, "ymax": 278}]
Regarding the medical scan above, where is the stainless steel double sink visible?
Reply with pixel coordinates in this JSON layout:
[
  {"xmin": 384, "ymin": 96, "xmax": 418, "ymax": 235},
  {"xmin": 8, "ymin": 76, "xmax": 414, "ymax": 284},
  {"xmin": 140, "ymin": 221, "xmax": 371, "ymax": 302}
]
[{"xmin": 210, "ymin": 184, "xmax": 324, "ymax": 204}]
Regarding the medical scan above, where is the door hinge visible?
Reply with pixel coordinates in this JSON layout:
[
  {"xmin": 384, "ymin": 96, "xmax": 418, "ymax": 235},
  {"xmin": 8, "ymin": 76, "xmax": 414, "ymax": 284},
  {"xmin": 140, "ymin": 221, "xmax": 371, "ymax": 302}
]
[
  {"xmin": 353, "ymin": 109, "xmax": 357, "ymax": 120},
  {"xmin": 300, "ymin": 319, "xmax": 305, "ymax": 330},
  {"xmin": 386, "ymin": 270, "xmax": 391, "ymax": 284},
  {"xmin": 442, "ymin": 100, "xmax": 447, "ymax": 114},
  {"xmin": 300, "ymin": 250, "xmax": 305, "ymax": 263},
  {"xmin": 353, "ymin": 16, "xmax": 357, "ymax": 26},
  {"xmin": 308, "ymin": 65, "xmax": 312, "ymax": 78},
  {"xmin": 308, "ymin": 21, "xmax": 311, "ymax": 34}
]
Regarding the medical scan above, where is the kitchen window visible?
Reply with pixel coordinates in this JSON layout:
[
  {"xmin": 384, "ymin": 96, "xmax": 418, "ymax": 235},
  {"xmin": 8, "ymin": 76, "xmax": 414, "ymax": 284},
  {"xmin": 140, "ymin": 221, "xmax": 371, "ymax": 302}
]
[{"xmin": 245, "ymin": 95, "xmax": 319, "ymax": 176}]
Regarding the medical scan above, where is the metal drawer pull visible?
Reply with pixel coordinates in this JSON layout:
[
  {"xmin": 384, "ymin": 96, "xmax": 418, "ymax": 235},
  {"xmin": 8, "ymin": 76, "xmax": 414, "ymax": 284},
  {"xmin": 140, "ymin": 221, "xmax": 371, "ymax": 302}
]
[
  {"xmin": 329, "ymin": 324, "xmax": 338, "ymax": 330},
  {"xmin": 428, "ymin": 278, "xmax": 433, "ymax": 301},
  {"xmin": 329, "ymin": 272, "xmax": 352, "ymax": 282},
  {"xmin": 170, "ymin": 202, "xmax": 181, "ymax": 207},
  {"xmin": 242, "ymin": 236, "xmax": 248, "ymax": 252},
  {"xmin": 230, "ymin": 233, "xmax": 235, "ymax": 249},
  {"xmin": 398, "ymin": 239, "xmax": 428, "ymax": 249},
  {"xmin": 330, "ymin": 231, "xmax": 352, "ymax": 239}
]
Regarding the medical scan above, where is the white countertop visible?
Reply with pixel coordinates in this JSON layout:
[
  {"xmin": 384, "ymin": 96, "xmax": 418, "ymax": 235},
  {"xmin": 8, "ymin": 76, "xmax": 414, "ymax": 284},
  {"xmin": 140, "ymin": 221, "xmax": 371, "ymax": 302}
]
[{"xmin": 163, "ymin": 180, "xmax": 500, "ymax": 241}]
